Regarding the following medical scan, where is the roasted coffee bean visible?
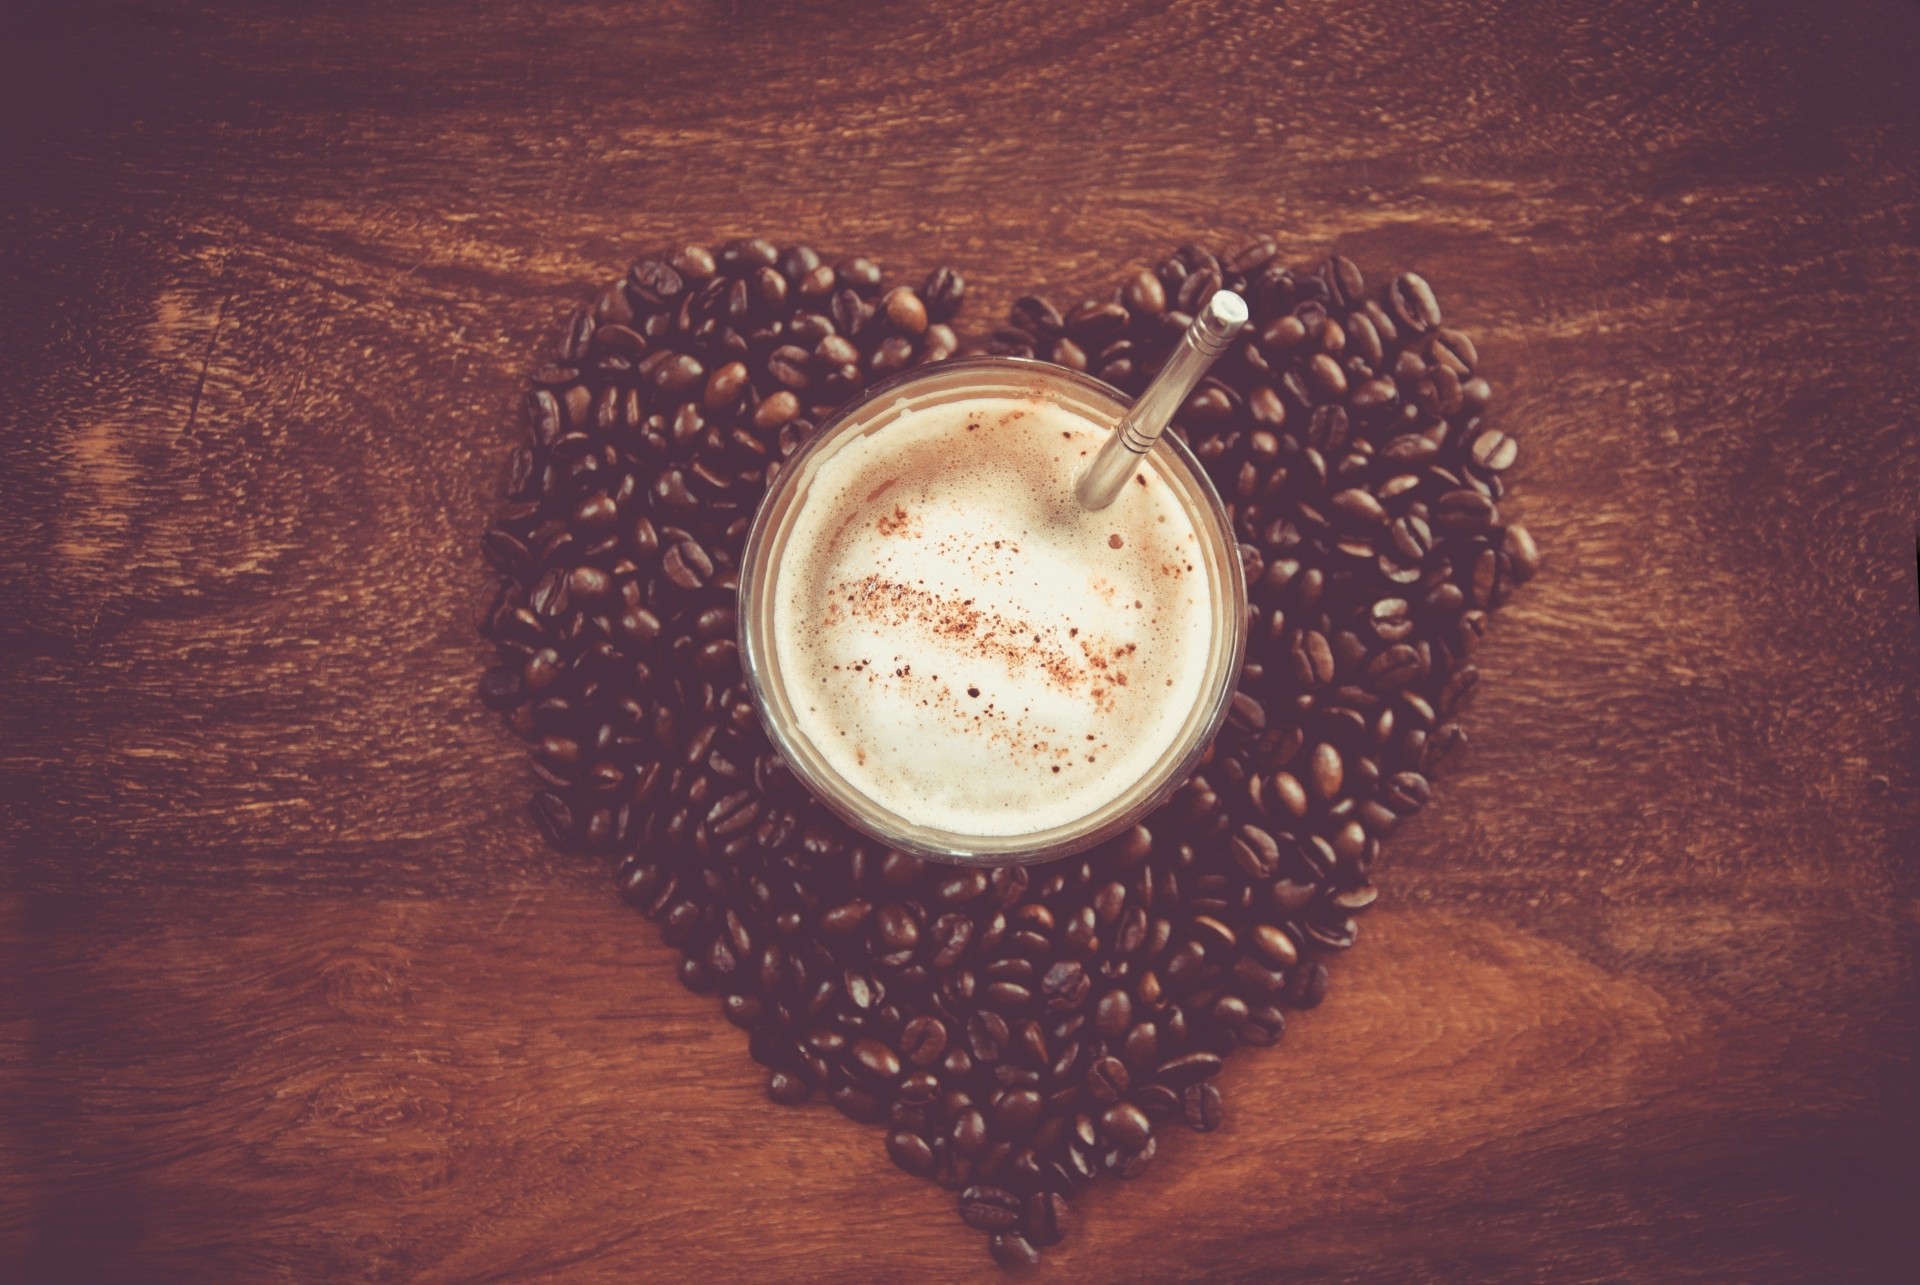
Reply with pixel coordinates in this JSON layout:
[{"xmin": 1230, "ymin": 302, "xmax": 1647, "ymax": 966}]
[
  {"xmin": 1066, "ymin": 300, "xmax": 1130, "ymax": 344},
  {"xmin": 853, "ymin": 1039, "xmax": 903, "ymax": 1081},
  {"xmin": 1251, "ymin": 923, "xmax": 1301, "ymax": 968},
  {"xmin": 884, "ymin": 287, "xmax": 929, "ymax": 335},
  {"xmin": 627, "ymin": 259, "xmax": 685, "ymax": 307},
  {"xmin": 1109, "ymin": 1133, "xmax": 1158, "ymax": 1179},
  {"xmin": 1469, "ymin": 427, "xmax": 1519, "ymax": 472},
  {"xmin": 1123, "ymin": 269, "xmax": 1166, "ymax": 317},
  {"xmin": 1155, "ymin": 1051, "xmax": 1222, "ymax": 1088},
  {"xmin": 1231, "ymin": 824, "xmax": 1281, "ymax": 880},
  {"xmin": 888, "ymin": 1129, "xmax": 935, "ymax": 1176},
  {"xmin": 990, "ymin": 1232, "xmax": 1042, "ymax": 1270},
  {"xmin": 661, "ymin": 540, "xmax": 712, "ymax": 590},
  {"xmin": 1182, "ymin": 1082, "xmax": 1224, "ymax": 1132},
  {"xmin": 960, "ymin": 1184, "xmax": 1023, "ymax": 1233},
  {"xmin": 1040, "ymin": 960, "xmax": 1091, "ymax": 1010},
  {"xmin": 1227, "ymin": 691, "xmax": 1266, "ymax": 734},
  {"xmin": 1308, "ymin": 352, "xmax": 1348, "ymax": 400},
  {"xmin": 1100, "ymin": 1102, "xmax": 1152, "ymax": 1151},
  {"xmin": 766, "ymin": 1069, "xmax": 812, "ymax": 1105},
  {"xmin": 862, "ymin": 904, "xmax": 915, "ymax": 956},
  {"xmin": 1010, "ymin": 295, "xmax": 1066, "ymax": 338},
  {"xmin": 1085, "ymin": 1056, "xmax": 1130, "ymax": 1104},
  {"xmin": 837, "ymin": 254, "xmax": 883, "ymax": 294},
  {"xmin": 1434, "ymin": 488, "xmax": 1498, "ymax": 534},
  {"xmin": 1389, "ymin": 271, "xmax": 1442, "ymax": 333},
  {"xmin": 482, "ymin": 240, "xmax": 1527, "ymax": 1270},
  {"xmin": 1505, "ymin": 524, "xmax": 1541, "ymax": 580},
  {"xmin": 1286, "ymin": 961, "xmax": 1330, "ymax": 1008},
  {"xmin": 994, "ymin": 1088, "xmax": 1045, "ymax": 1138},
  {"xmin": 969, "ymin": 1011, "xmax": 1009, "ymax": 1062},
  {"xmin": 1239, "ymin": 1004, "xmax": 1288, "ymax": 1045},
  {"xmin": 922, "ymin": 266, "xmax": 965, "ymax": 321},
  {"xmin": 828, "ymin": 1082, "xmax": 884, "ymax": 1123},
  {"xmin": 1024, "ymin": 1190, "xmax": 1069, "ymax": 1246}
]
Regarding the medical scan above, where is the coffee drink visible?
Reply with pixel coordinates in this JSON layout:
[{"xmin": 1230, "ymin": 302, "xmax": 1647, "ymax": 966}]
[
  {"xmin": 768, "ymin": 391, "xmax": 1215, "ymax": 837},
  {"xmin": 740, "ymin": 359, "xmax": 1245, "ymax": 857}
]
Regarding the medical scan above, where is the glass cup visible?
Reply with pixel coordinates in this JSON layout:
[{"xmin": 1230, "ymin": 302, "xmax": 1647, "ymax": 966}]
[{"xmin": 737, "ymin": 357, "xmax": 1247, "ymax": 866}]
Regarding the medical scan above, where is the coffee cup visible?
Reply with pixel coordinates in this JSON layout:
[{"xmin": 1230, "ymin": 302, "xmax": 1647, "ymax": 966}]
[{"xmin": 739, "ymin": 357, "xmax": 1246, "ymax": 865}]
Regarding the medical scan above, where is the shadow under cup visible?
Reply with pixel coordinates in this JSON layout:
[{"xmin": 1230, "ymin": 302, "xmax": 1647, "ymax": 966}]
[{"xmin": 738, "ymin": 357, "xmax": 1248, "ymax": 867}]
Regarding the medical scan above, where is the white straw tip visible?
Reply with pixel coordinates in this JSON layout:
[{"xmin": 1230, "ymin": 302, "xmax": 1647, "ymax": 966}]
[
  {"xmin": 1206, "ymin": 290, "xmax": 1249, "ymax": 327},
  {"xmin": 1191, "ymin": 290, "xmax": 1248, "ymax": 355}
]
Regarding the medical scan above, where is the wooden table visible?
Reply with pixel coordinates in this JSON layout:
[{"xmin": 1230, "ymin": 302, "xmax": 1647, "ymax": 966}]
[{"xmin": 4, "ymin": 2, "xmax": 1917, "ymax": 1279}]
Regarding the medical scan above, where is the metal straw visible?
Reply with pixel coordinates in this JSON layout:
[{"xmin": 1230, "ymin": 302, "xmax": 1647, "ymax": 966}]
[{"xmin": 1074, "ymin": 289, "xmax": 1249, "ymax": 510}]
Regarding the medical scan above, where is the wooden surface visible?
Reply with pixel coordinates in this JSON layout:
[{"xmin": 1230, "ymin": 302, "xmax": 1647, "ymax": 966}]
[{"xmin": 4, "ymin": 1, "xmax": 1918, "ymax": 1279}]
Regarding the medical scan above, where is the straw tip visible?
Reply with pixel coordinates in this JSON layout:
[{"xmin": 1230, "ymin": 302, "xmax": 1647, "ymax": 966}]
[{"xmin": 1205, "ymin": 290, "xmax": 1249, "ymax": 327}]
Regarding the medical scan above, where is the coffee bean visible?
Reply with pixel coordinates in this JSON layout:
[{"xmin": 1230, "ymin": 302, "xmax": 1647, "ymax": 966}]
[
  {"xmin": 854, "ymin": 1038, "xmax": 903, "ymax": 1081},
  {"xmin": 651, "ymin": 352, "xmax": 704, "ymax": 396},
  {"xmin": 1010, "ymin": 295, "xmax": 1066, "ymax": 338},
  {"xmin": 829, "ymin": 1082, "xmax": 884, "ymax": 1123},
  {"xmin": 1109, "ymin": 1132, "xmax": 1157, "ymax": 1178},
  {"xmin": 990, "ymin": 1232, "xmax": 1042, "ymax": 1269},
  {"xmin": 969, "ymin": 1011, "xmax": 1009, "ymax": 1062},
  {"xmin": 1122, "ymin": 269, "xmax": 1166, "ymax": 317},
  {"xmin": 1066, "ymin": 300, "xmax": 1130, "ymax": 345},
  {"xmin": 627, "ymin": 259, "xmax": 685, "ymax": 307},
  {"xmin": 1155, "ymin": 1051, "xmax": 1223, "ymax": 1088},
  {"xmin": 1308, "ymin": 742, "xmax": 1344, "ymax": 799},
  {"xmin": 1469, "ymin": 427, "xmax": 1518, "ymax": 472},
  {"xmin": 888, "ymin": 1129, "xmax": 934, "ymax": 1176},
  {"xmin": 1434, "ymin": 488, "xmax": 1498, "ymax": 535},
  {"xmin": 921, "ymin": 324, "xmax": 958, "ymax": 364},
  {"xmin": 952, "ymin": 1106, "xmax": 990, "ymax": 1159},
  {"xmin": 994, "ymin": 1088, "xmax": 1044, "ymax": 1138},
  {"xmin": 1097, "ymin": 1104, "xmax": 1150, "ymax": 1155},
  {"xmin": 766, "ymin": 1069, "xmax": 812, "ymax": 1105},
  {"xmin": 1024, "ymin": 1190, "xmax": 1069, "ymax": 1246},
  {"xmin": 484, "ymin": 239, "xmax": 1527, "ymax": 1270},
  {"xmin": 1251, "ymin": 923, "xmax": 1300, "ymax": 968},
  {"xmin": 921, "ymin": 267, "xmax": 965, "ymax": 321},
  {"xmin": 1122, "ymin": 1021, "xmax": 1159, "ymax": 1073},
  {"xmin": 1095, "ymin": 988, "xmax": 1133, "ymax": 1038},
  {"xmin": 1368, "ymin": 644, "xmax": 1425, "ymax": 691},
  {"xmin": 753, "ymin": 391, "xmax": 801, "ymax": 432},
  {"xmin": 1085, "ymin": 1056, "xmax": 1130, "ymax": 1104},
  {"xmin": 1505, "ymin": 524, "xmax": 1541, "ymax": 580},
  {"xmin": 1182, "ymin": 1082, "xmax": 1224, "ymax": 1132},
  {"xmin": 1227, "ymin": 691, "xmax": 1266, "ymax": 735},
  {"xmin": 1428, "ymin": 326, "xmax": 1478, "ymax": 372},
  {"xmin": 1286, "ymin": 961, "xmax": 1330, "ymax": 1009},
  {"xmin": 1388, "ymin": 513, "xmax": 1434, "ymax": 564},
  {"xmin": 1389, "ymin": 271, "xmax": 1442, "ymax": 333},
  {"xmin": 884, "ymin": 287, "xmax": 929, "ymax": 336},
  {"xmin": 1299, "ymin": 630, "xmax": 1336, "ymax": 686},
  {"xmin": 660, "ymin": 540, "xmax": 712, "ymax": 590},
  {"xmin": 1039, "ymin": 960, "xmax": 1091, "ymax": 1010},
  {"xmin": 837, "ymin": 255, "xmax": 883, "ymax": 294},
  {"xmin": 960, "ymin": 1184, "xmax": 1022, "ymax": 1233},
  {"xmin": 1308, "ymin": 352, "xmax": 1348, "ymax": 400},
  {"xmin": 1231, "ymin": 824, "xmax": 1281, "ymax": 880}
]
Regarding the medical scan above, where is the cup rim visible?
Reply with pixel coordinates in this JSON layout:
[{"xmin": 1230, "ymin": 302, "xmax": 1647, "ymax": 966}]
[{"xmin": 736, "ymin": 356, "xmax": 1247, "ymax": 866}]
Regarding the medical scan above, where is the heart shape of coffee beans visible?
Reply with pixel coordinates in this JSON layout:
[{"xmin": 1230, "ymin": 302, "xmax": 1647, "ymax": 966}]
[{"xmin": 476, "ymin": 235, "xmax": 1535, "ymax": 1268}]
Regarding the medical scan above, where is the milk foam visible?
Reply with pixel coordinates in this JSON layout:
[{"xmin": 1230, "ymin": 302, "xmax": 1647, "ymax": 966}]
[{"xmin": 770, "ymin": 392, "xmax": 1214, "ymax": 836}]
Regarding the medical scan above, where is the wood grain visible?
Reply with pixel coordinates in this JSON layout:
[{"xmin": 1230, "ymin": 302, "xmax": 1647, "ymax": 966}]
[{"xmin": 3, "ymin": 0, "xmax": 1918, "ymax": 1279}]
